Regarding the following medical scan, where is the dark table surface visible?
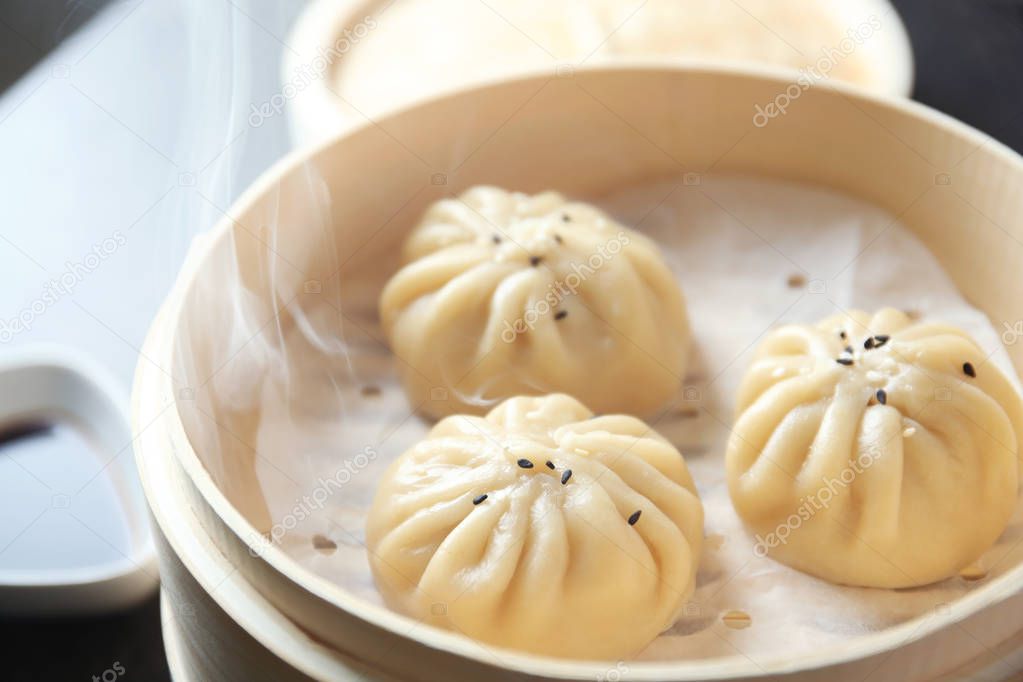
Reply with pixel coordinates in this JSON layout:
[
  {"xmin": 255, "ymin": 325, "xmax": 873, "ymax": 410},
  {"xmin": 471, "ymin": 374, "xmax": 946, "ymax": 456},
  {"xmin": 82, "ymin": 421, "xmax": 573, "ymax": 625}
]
[
  {"xmin": 1, "ymin": 1, "xmax": 1022, "ymax": 681},
  {"xmin": 898, "ymin": 0, "xmax": 1023, "ymax": 155}
]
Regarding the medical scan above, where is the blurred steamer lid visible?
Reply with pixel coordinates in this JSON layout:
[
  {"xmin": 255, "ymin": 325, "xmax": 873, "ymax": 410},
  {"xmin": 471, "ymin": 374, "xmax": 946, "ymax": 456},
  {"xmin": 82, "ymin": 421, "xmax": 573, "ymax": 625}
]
[{"xmin": 284, "ymin": 0, "xmax": 913, "ymax": 144}]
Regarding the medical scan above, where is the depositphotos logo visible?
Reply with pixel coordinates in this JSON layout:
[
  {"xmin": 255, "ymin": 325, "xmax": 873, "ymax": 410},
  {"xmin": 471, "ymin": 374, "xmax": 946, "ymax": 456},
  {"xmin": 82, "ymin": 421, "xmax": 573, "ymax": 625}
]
[
  {"xmin": 0, "ymin": 231, "xmax": 127, "ymax": 343},
  {"xmin": 248, "ymin": 446, "xmax": 378, "ymax": 556},
  {"xmin": 248, "ymin": 16, "xmax": 377, "ymax": 127},
  {"xmin": 752, "ymin": 444, "xmax": 882, "ymax": 557},
  {"xmin": 500, "ymin": 232, "xmax": 631, "ymax": 343}
]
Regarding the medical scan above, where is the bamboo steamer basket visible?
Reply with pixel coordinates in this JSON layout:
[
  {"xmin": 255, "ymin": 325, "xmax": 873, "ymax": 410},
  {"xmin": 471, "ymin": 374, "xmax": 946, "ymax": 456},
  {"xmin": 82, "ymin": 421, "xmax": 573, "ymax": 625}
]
[
  {"xmin": 283, "ymin": 0, "xmax": 914, "ymax": 147},
  {"xmin": 135, "ymin": 65, "xmax": 1023, "ymax": 681}
]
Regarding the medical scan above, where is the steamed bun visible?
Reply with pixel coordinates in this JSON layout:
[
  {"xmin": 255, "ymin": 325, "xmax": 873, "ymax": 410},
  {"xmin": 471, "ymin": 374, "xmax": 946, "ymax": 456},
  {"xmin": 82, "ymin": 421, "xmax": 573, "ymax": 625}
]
[
  {"xmin": 379, "ymin": 186, "xmax": 690, "ymax": 419},
  {"xmin": 366, "ymin": 394, "xmax": 704, "ymax": 659},
  {"xmin": 727, "ymin": 308, "xmax": 1023, "ymax": 588}
]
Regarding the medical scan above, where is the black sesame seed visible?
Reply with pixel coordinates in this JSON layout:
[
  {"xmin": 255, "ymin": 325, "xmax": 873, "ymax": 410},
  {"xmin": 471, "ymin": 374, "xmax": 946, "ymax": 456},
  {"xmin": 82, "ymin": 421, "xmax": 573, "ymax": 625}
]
[
  {"xmin": 555, "ymin": 310, "xmax": 568, "ymax": 320},
  {"xmin": 839, "ymin": 330, "xmax": 847, "ymax": 340},
  {"xmin": 864, "ymin": 337, "xmax": 876, "ymax": 350},
  {"xmin": 628, "ymin": 510, "xmax": 642, "ymax": 526},
  {"xmin": 473, "ymin": 494, "xmax": 488, "ymax": 505},
  {"xmin": 873, "ymin": 335, "xmax": 890, "ymax": 348},
  {"xmin": 836, "ymin": 357, "xmax": 854, "ymax": 366},
  {"xmin": 545, "ymin": 461, "xmax": 555, "ymax": 470},
  {"xmin": 492, "ymin": 234, "xmax": 501, "ymax": 244},
  {"xmin": 554, "ymin": 234, "xmax": 563, "ymax": 243},
  {"xmin": 517, "ymin": 458, "xmax": 534, "ymax": 469},
  {"xmin": 844, "ymin": 345, "xmax": 854, "ymax": 354},
  {"xmin": 876, "ymin": 389, "xmax": 887, "ymax": 405},
  {"xmin": 561, "ymin": 469, "xmax": 572, "ymax": 485},
  {"xmin": 562, "ymin": 213, "xmax": 571, "ymax": 222},
  {"xmin": 529, "ymin": 256, "xmax": 542, "ymax": 267},
  {"xmin": 964, "ymin": 362, "xmax": 976, "ymax": 378}
]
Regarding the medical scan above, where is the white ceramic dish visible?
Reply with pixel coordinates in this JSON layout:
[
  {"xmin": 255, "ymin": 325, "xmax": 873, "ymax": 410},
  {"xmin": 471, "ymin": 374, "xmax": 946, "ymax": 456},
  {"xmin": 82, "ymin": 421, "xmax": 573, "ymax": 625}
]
[
  {"xmin": 137, "ymin": 65, "xmax": 1023, "ymax": 680},
  {"xmin": 283, "ymin": 0, "xmax": 914, "ymax": 147},
  {"xmin": 0, "ymin": 345, "xmax": 157, "ymax": 616}
]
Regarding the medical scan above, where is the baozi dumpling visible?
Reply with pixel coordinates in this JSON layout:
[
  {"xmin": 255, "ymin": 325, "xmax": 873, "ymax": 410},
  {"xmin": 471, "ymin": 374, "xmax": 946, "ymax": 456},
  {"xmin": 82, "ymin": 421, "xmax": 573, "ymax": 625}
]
[
  {"xmin": 366, "ymin": 394, "xmax": 704, "ymax": 659},
  {"xmin": 379, "ymin": 186, "xmax": 690, "ymax": 419},
  {"xmin": 727, "ymin": 308, "xmax": 1023, "ymax": 588}
]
